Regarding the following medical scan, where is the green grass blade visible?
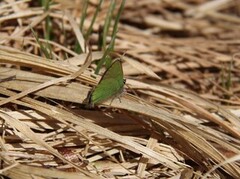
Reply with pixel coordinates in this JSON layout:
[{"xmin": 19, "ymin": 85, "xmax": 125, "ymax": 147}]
[
  {"xmin": 102, "ymin": 0, "xmax": 116, "ymax": 50},
  {"xmin": 80, "ymin": 0, "xmax": 89, "ymax": 31},
  {"xmin": 41, "ymin": 0, "xmax": 52, "ymax": 40},
  {"xmin": 75, "ymin": 0, "xmax": 89, "ymax": 53},
  {"xmin": 94, "ymin": 31, "xmax": 117, "ymax": 75},
  {"xmin": 85, "ymin": 0, "xmax": 104, "ymax": 39},
  {"xmin": 95, "ymin": 0, "xmax": 126, "ymax": 74},
  {"xmin": 30, "ymin": 27, "xmax": 51, "ymax": 59},
  {"xmin": 110, "ymin": 0, "xmax": 125, "ymax": 51}
]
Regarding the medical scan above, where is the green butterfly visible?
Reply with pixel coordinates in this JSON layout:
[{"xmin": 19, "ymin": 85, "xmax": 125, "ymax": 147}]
[{"xmin": 86, "ymin": 59, "xmax": 125, "ymax": 107}]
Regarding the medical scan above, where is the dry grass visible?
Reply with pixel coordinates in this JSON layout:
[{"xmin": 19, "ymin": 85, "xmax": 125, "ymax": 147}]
[{"xmin": 0, "ymin": 0, "xmax": 240, "ymax": 178}]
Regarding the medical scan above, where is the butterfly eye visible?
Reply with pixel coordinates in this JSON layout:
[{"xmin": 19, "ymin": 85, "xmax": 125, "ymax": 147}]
[{"xmin": 123, "ymin": 79, "xmax": 126, "ymax": 84}]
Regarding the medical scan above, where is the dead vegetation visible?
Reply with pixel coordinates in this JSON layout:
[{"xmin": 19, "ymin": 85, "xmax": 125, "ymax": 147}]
[{"xmin": 0, "ymin": 0, "xmax": 240, "ymax": 178}]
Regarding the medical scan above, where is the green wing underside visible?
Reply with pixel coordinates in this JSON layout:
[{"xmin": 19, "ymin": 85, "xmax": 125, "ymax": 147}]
[
  {"xmin": 90, "ymin": 59, "xmax": 124, "ymax": 105},
  {"xmin": 91, "ymin": 78, "xmax": 124, "ymax": 104}
]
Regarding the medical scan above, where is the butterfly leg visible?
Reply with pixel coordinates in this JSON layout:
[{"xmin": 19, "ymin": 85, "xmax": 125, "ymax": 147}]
[
  {"xmin": 109, "ymin": 89, "xmax": 125, "ymax": 106},
  {"xmin": 109, "ymin": 96, "xmax": 122, "ymax": 106},
  {"xmin": 109, "ymin": 97, "xmax": 115, "ymax": 106},
  {"xmin": 117, "ymin": 97, "xmax": 122, "ymax": 103}
]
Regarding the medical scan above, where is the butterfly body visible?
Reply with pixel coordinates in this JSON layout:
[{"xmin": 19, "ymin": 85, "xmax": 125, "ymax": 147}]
[{"xmin": 87, "ymin": 59, "xmax": 125, "ymax": 107}]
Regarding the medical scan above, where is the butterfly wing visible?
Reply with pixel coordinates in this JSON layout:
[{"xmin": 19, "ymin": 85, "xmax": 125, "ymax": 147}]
[{"xmin": 90, "ymin": 59, "xmax": 124, "ymax": 105}]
